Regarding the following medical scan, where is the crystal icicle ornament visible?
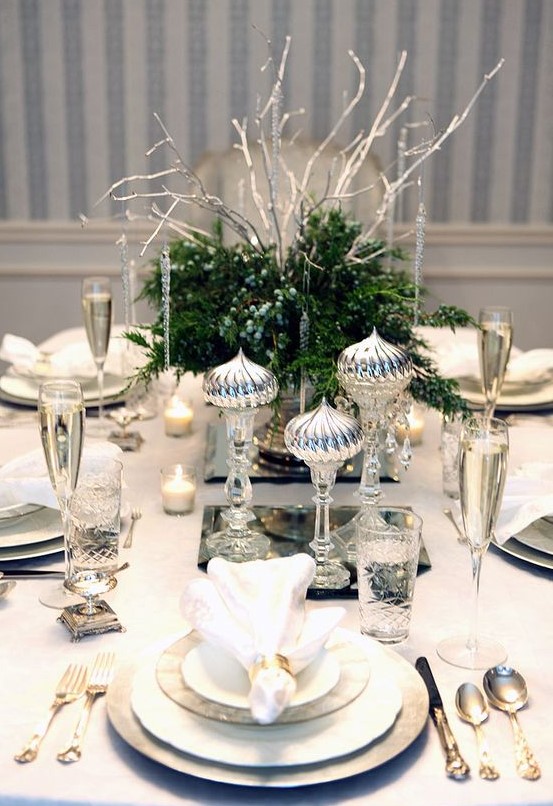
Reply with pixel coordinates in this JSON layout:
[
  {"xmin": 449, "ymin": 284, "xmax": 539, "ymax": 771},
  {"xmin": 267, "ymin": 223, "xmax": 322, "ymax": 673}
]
[
  {"xmin": 160, "ymin": 243, "xmax": 171, "ymax": 372},
  {"xmin": 334, "ymin": 328, "xmax": 413, "ymax": 562},
  {"xmin": 203, "ymin": 349, "xmax": 278, "ymax": 561},
  {"xmin": 284, "ymin": 398, "xmax": 363, "ymax": 589}
]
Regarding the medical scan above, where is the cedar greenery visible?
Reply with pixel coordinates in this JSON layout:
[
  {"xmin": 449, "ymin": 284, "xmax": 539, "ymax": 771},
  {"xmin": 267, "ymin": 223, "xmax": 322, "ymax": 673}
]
[{"xmin": 129, "ymin": 207, "xmax": 473, "ymax": 417}]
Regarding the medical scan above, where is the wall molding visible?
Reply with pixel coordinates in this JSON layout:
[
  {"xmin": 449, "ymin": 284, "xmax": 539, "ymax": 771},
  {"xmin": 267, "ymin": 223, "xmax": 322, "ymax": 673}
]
[{"xmin": 0, "ymin": 220, "xmax": 552, "ymax": 279}]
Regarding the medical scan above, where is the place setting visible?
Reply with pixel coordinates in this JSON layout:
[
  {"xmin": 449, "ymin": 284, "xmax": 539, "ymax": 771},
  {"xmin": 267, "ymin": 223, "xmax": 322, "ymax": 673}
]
[{"xmin": 106, "ymin": 552, "xmax": 429, "ymax": 788}]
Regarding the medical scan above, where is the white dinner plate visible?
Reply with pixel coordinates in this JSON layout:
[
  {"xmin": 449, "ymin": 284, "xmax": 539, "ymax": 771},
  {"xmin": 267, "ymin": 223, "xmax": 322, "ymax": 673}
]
[
  {"xmin": 131, "ymin": 629, "xmax": 403, "ymax": 769},
  {"xmin": 0, "ymin": 371, "xmax": 127, "ymax": 407},
  {"xmin": 0, "ymin": 506, "xmax": 62, "ymax": 548},
  {"xmin": 181, "ymin": 641, "xmax": 340, "ymax": 710}
]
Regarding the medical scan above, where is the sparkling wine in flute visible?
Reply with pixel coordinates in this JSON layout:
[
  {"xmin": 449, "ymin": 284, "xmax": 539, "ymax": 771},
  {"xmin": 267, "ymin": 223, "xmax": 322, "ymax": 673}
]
[
  {"xmin": 82, "ymin": 292, "xmax": 112, "ymax": 363},
  {"xmin": 437, "ymin": 415, "xmax": 509, "ymax": 669},
  {"xmin": 478, "ymin": 307, "xmax": 513, "ymax": 419},
  {"xmin": 37, "ymin": 380, "xmax": 85, "ymax": 609},
  {"xmin": 39, "ymin": 403, "xmax": 85, "ymax": 505},
  {"xmin": 459, "ymin": 433, "xmax": 508, "ymax": 551},
  {"xmin": 82, "ymin": 276, "xmax": 112, "ymax": 430}
]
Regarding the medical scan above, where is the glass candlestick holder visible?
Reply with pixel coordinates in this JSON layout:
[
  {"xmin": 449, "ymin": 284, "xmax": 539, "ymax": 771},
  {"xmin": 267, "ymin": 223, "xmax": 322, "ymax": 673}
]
[
  {"xmin": 284, "ymin": 399, "xmax": 364, "ymax": 589},
  {"xmin": 203, "ymin": 349, "xmax": 278, "ymax": 562}
]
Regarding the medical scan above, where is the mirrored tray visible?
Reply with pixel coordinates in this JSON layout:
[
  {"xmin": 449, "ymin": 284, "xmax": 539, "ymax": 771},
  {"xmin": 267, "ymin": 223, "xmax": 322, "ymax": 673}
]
[{"xmin": 199, "ymin": 505, "xmax": 431, "ymax": 600}]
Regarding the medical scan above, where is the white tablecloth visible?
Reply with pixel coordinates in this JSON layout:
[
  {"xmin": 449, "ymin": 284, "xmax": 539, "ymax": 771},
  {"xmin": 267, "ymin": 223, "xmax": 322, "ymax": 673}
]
[{"xmin": 1, "ymin": 374, "xmax": 553, "ymax": 805}]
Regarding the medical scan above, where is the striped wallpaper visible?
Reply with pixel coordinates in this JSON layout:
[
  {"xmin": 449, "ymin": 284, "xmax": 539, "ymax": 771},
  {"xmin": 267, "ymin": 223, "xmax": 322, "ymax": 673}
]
[{"xmin": 0, "ymin": 0, "xmax": 552, "ymax": 226}]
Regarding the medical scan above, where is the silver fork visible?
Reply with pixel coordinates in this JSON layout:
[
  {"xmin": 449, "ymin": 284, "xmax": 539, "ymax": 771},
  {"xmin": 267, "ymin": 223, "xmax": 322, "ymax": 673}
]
[
  {"xmin": 57, "ymin": 652, "xmax": 115, "ymax": 763},
  {"xmin": 123, "ymin": 508, "xmax": 142, "ymax": 549},
  {"xmin": 15, "ymin": 664, "xmax": 88, "ymax": 763}
]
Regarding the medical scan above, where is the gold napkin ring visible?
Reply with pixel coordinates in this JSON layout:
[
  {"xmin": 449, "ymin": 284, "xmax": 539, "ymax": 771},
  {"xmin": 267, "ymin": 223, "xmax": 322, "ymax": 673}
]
[{"xmin": 249, "ymin": 653, "xmax": 292, "ymax": 683}]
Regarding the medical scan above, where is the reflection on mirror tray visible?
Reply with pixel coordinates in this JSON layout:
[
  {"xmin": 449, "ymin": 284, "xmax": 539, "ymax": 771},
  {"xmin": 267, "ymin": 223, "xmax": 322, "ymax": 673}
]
[
  {"xmin": 204, "ymin": 423, "xmax": 401, "ymax": 484},
  {"xmin": 199, "ymin": 505, "xmax": 431, "ymax": 599}
]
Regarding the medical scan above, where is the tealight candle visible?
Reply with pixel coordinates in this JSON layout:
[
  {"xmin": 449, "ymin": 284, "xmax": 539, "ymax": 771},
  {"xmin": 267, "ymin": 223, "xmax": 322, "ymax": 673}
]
[
  {"xmin": 407, "ymin": 405, "xmax": 425, "ymax": 446},
  {"xmin": 163, "ymin": 395, "xmax": 193, "ymax": 437},
  {"xmin": 161, "ymin": 464, "xmax": 196, "ymax": 515}
]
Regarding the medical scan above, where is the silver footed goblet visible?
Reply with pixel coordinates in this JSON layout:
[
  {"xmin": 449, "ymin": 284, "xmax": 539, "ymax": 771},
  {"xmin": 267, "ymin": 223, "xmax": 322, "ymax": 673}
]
[
  {"xmin": 203, "ymin": 349, "xmax": 278, "ymax": 562},
  {"xmin": 284, "ymin": 399, "xmax": 364, "ymax": 589}
]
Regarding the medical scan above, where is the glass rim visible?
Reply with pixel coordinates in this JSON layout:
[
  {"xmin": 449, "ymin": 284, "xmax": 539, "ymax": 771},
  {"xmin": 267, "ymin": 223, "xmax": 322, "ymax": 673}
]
[{"xmin": 358, "ymin": 506, "xmax": 423, "ymax": 533}]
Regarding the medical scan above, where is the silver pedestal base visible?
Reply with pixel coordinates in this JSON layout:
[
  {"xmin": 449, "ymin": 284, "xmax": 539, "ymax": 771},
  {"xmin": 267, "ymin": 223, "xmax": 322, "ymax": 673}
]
[{"xmin": 58, "ymin": 600, "xmax": 125, "ymax": 641}]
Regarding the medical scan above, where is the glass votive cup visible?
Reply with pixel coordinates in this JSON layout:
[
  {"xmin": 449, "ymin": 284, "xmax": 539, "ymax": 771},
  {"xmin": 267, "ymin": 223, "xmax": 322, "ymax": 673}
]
[
  {"xmin": 163, "ymin": 394, "xmax": 194, "ymax": 437},
  {"xmin": 441, "ymin": 414, "xmax": 463, "ymax": 499},
  {"xmin": 160, "ymin": 464, "xmax": 196, "ymax": 515},
  {"xmin": 356, "ymin": 507, "xmax": 422, "ymax": 644}
]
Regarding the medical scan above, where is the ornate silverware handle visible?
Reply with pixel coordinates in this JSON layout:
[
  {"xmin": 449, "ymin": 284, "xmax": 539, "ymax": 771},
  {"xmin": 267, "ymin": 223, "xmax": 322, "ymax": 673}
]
[
  {"xmin": 473, "ymin": 723, "xmax": 500, "ymax": 780},
  {"xmin": 57, "ymin": 691, "xmax": 97, "ymax": 763},
  {"xmin": 433, "ymin": 707, "xmax": 471, "ymax": 780},
  {"xmin": 14, "ymin": 700, "xmax": 62, "ymax": 763},
  {"xmin": 509, "ymin": 711, "xmax": 541, "ymax": 780}
]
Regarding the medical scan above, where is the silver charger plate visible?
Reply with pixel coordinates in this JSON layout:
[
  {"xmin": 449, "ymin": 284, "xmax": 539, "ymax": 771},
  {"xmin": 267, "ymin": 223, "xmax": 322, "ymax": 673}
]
[
  {"xmin": 511, "ymin": 518, "xmax": 553, "ymax": 557},
  {"xmin": 156, "ymin": 632, "xmax": 370, "ymax": 726},
  {"xmin": 0, "ymin": 535, "xmax": 63, "ymax": 561},
  {"xmin": 0, "ymin": 502, "xmax": 43, "ymax": 521},
  {"xmin": 106, "ymin": 631, "xmax": 428, "ymax": 788},
  {"xmin": 493, "ymin": 533, "xmax": 553, "ymax": 571}
]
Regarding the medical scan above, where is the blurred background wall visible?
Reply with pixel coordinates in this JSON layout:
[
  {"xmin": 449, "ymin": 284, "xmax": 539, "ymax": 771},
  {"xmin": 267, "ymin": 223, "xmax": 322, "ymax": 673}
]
[{"xmin": 0, "ymin": 0, "xmax": 552, "ymax": 348}]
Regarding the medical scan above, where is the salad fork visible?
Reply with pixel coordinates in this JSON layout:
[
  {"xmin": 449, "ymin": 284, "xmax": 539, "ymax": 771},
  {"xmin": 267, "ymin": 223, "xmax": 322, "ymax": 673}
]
[
  {"xmin": 15, "ymin": 664, "xmax": 88, "ymax": 763},
  {"xmin": 57, "ymin": 652, "xmax": 115, "ymax": 763},
  {"xmin": 123, "ymin": 508, "xmax": 142, "ymax": 548}
]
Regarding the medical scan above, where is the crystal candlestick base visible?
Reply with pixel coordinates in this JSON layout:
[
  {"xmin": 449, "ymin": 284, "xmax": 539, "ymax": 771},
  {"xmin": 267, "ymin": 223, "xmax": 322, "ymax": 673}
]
[{"xmin": 203, "ymin": 349, "xmax": 278, "ymax": 562}]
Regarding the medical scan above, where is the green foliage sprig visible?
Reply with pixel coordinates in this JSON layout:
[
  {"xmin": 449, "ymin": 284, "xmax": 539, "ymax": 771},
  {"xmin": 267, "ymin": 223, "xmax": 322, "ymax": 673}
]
[{"xmin": 129, "ymin": 208, "xmax": 473, "ymax": 417}]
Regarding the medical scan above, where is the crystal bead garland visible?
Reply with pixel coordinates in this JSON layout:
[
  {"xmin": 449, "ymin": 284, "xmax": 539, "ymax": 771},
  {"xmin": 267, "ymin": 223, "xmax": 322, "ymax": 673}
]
[
  {"xmin": 333, "ymin": 328, "xmax": 413, "ymax": 561},
  {"xmin": 203, "ymin": 349, "xmax": 279, "ymax": 562},
  {"xmin": 284, "ymin": 399, "xmax": 364, "ymax": 589}
]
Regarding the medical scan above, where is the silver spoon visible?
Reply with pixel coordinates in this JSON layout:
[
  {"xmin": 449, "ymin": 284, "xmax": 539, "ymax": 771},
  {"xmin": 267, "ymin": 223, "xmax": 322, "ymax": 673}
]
[
  {"xmin": 456, "ymin": 682, "xmax": 500, "ymax": 780},
  {"xmin": 483, "ymin": 665, "xmax": 541, "ymax": 780}
]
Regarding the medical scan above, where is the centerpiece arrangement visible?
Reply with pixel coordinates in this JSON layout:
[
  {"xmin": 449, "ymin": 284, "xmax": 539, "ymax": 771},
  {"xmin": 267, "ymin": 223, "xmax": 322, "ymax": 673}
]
[{"xmin": 108, "ymin": 37, "xmax": 502, "ymax": 421}]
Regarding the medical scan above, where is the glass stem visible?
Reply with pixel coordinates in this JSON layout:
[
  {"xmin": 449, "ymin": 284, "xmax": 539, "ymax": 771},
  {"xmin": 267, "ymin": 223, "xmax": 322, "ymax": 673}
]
[
  {"xmin": 59, "ymin": 498, "xmax": 74, "ymax": 585},
  {"xmin": 309, "ymin": 466, "xmax": 338, "ymax": 566},
  {"xmin": 97, "ymin": 362, "xmax": 105, "ymax": 423},
  {"xmin": 467, "ymin": 547, "xmax": 484, "ymax": 652}
]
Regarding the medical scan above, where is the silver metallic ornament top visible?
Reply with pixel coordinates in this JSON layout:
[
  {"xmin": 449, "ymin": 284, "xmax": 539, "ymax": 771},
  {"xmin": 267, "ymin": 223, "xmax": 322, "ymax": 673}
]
[
  {"xmin": 336, "ymin": 327, "xmax": 413, "ymax": 391},
  {"xmin": 284, "ymin": 398, "xmax": 364, "ymax": 465},
  {"xmin": 202, "ymin": 348, "xmax": 279, "ymax": 409}
]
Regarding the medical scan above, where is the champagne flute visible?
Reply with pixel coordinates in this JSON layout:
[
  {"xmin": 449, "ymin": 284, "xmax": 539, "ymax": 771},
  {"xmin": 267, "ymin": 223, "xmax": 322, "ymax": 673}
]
[
  {"xmin": 437, "ymin": 415, "xmax": 509, "ymax": 669},
  {"xmin": 82, "ymin": 276, "xmax": 113, "ymax": 434},
  {"xmin": 479, "ymin": 306, "xmax": 513, "ymax": 420},
  {"xmin": 37, "ymin": 380, "xmax": 85, "ymax": 609}
]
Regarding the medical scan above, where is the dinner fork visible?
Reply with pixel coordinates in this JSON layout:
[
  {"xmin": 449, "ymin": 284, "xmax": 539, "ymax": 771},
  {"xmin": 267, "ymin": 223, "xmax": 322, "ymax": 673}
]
[
  {"xmin": 14, "ymin": 664, "xmax": 88, "ymax": 763},
  {"xmin": 57, "ymin": 652, "xmax": 115, "ymax": 763},
  {"xmin": 123, "ymin": 508, "xmax": 142, "ymax": 548}
]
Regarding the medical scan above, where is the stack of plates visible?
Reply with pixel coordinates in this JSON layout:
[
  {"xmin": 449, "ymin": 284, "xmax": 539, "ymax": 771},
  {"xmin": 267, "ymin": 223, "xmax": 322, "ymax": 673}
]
[
  {"xmin": 494, "ymin": 518, "xmax": 553, "ymax": 571},
  {"xmin": 0, "ymin": 368, "xmax": 127, "ymax": 409},
  {"xmin": 0, "ymin": 504, "xmax": 63, "ymax": 561},
  {"xmin": 458, "ymin": 374, "xmax": 553, "ymax": 412},
  {"xmin": 107, "ymin": 627, "xmax": 429, "ymax": 787}
]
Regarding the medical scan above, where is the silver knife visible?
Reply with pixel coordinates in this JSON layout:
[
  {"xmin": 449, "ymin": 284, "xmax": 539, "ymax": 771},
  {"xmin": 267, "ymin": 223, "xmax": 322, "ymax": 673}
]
[
  {"xmin": 415, "ymin": 656, "xmax": 471, "ymax": 779},
  {"xmin": 0, "ymin": 569, "xmax": 64, "ymax": 578}
]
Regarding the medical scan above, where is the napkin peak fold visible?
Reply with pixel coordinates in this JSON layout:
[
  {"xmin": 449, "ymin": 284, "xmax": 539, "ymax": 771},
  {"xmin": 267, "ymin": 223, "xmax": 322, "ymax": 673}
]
[{"xmin": 180, "ymin": 554, "xmax": 345, "ymax": 724}]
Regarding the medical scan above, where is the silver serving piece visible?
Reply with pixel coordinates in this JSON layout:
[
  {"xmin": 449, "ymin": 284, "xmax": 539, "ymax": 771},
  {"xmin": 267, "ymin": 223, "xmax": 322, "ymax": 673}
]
[
  {"xmin": 203, "ymin": 349, "xmax": 278, "ymax": 561},
  {"xmin": 334, "ymin": 328, "xmax": 413, "ymax": 559},
  {"xmin": 284, "ymin": 398, "xmax": 363, "ymax": 588}
]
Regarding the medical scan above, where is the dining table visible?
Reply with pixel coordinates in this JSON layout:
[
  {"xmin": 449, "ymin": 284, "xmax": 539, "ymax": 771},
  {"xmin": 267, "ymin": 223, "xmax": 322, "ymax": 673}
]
[{"xmin": 1, "ymin": 368, "xmax": 553, "ymax": 806}]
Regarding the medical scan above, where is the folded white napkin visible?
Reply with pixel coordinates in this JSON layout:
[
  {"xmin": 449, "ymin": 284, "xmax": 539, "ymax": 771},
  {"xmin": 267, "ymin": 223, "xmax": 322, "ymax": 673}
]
[
  {"xmin": 451, "ymin": 462, "xmax": 553, "ymax": 545},
  {"xmin": 0, "ymin": 332, "xmax": 129, "ymax": 379},
  {"xmin": 0, "ymin": 442, "xmax": 123, "ymax": 510},
  {"xmin": 494, "ymin": 463, "xmax": 553, "ymax": 544},
  {"xmin": 506, "ymin": 350, "xmax": 553, "ymax": 384},
  {"xmin": 180, "ymin": 554, "xmax": 345, "ymax": 725}
]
